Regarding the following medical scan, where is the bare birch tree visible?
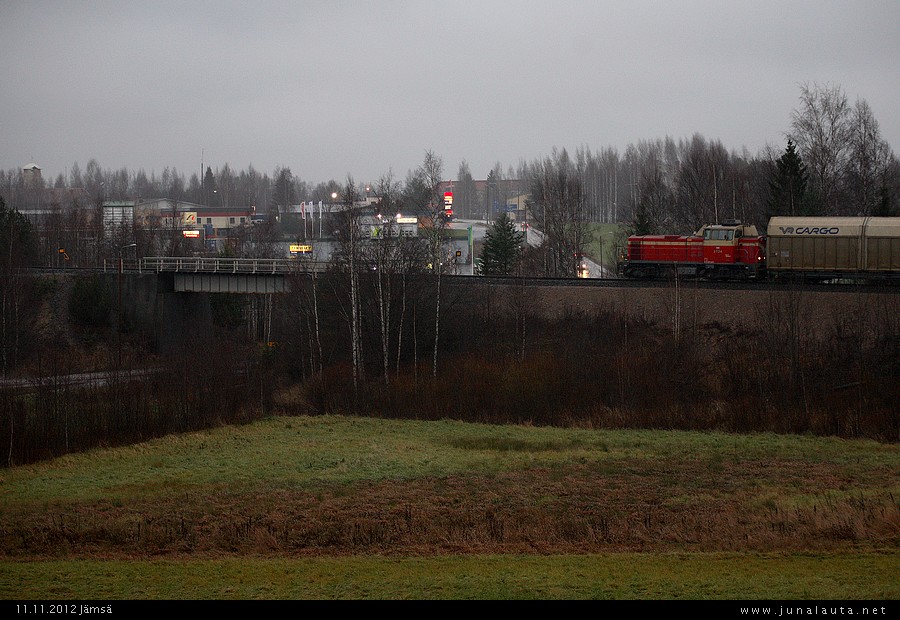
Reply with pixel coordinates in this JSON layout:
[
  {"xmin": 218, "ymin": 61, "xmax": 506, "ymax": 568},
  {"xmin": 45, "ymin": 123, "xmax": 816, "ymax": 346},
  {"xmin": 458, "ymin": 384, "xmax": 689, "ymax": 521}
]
[
  {"xmin": 790, "ymin": 82, "xmax": 852, "ymax": 214},
  {"xmin": 674, "ymin": 135, "xmax": 730, "ymax": 230},
  {"xmin": 365, "ymin": 172, "xmax": 402, "ymax": 385},
  {"xmin": 847, "ymin": 99, "xmax": 895, "ymax": 215},
  {"xmin": 410, "ymin": 151, "xmax": 447, "ymax": 378},
  {"xmin": 526, "ymin": 148, "xmax": 589, "ymax": 277},
  {"xmin": 333, "ymin": 176, "xmax": 364, "ymax": 392}
]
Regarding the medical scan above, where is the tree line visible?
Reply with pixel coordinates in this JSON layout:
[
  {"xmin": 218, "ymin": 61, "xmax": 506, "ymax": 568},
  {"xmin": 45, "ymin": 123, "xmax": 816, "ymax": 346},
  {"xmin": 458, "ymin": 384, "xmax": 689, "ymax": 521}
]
[
  {"xmin": 3, "ymin": 82, "xmax": 894, "ymax": 230},
  {"xmin": 1, "ymin": 82, "xmax": 893, "ymax": 281}
]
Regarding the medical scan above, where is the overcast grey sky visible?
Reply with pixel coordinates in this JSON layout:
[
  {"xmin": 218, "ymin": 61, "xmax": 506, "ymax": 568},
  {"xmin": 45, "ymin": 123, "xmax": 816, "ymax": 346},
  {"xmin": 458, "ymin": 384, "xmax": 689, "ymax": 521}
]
[{"xmin": 1, "ymin": 0, "xmax": 898, "ymax": 185}]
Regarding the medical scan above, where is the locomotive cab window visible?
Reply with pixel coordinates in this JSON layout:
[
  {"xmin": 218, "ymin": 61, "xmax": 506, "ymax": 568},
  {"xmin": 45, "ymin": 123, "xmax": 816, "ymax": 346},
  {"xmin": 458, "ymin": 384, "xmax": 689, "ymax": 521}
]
[{"xmin": 704, "ymin": 229, "xmax": 735, "ymax": 241}]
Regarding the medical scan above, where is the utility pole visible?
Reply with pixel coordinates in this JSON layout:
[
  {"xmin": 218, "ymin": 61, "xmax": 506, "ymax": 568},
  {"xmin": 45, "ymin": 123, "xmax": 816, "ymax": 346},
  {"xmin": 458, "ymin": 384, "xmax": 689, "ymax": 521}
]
[{"xmin": 117, "ymin": 243, "xmax": 137, "ymax": 368}]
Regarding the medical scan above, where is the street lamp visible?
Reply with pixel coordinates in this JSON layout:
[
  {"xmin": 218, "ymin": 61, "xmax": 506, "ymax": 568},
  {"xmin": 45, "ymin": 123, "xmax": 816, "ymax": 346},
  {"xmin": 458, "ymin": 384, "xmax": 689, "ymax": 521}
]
[{"xmin": 120, "ymin": 243, "xmax": 137, "ymax": 268}]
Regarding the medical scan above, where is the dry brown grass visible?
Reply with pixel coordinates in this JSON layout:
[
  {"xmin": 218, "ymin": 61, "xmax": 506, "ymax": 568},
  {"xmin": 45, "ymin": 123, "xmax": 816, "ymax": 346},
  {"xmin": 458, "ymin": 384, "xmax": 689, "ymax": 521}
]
[{"xmin": 3, "ymin": 458, "xmax": 896, "ymax": 559}]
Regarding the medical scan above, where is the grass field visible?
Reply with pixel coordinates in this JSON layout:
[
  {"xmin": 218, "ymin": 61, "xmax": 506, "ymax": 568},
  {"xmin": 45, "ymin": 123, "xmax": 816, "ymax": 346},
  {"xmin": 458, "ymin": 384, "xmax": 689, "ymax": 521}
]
[
  {"xmin": 1, "ymin": 415, "xmax": 897, "ymax": 599},
  {"xmin": 4, "ymin": 553, "xmax": 896, "ymax": 600}
]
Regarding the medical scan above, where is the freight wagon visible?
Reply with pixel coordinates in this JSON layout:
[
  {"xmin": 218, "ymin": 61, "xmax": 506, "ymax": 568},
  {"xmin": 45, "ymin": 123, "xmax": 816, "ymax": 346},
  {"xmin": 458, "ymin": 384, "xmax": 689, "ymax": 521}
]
[
  {"xmin": 766, "ymin": 216, "xmax": 900, "ymax": 280},
  {"xmin": 618, "ymin": 216, "xmax": 900, "ymax": 282}
]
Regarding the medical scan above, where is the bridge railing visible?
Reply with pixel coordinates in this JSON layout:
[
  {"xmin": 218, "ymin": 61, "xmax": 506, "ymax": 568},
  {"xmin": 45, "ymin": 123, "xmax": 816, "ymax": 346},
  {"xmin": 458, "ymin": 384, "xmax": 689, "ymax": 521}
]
[
  {"xmin": 140, "ymin": 256, "xmax": 328, "ymax": 274},
  {"xmin": 102, "ymin": 258, "xmax": 143, "ymax": 273}
]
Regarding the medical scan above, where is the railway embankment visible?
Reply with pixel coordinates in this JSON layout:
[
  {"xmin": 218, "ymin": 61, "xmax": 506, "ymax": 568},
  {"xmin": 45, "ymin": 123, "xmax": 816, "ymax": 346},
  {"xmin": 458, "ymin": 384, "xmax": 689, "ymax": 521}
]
[{"xmin": 451, "ymin": 278, "xmax": 899, "ymax": 336}]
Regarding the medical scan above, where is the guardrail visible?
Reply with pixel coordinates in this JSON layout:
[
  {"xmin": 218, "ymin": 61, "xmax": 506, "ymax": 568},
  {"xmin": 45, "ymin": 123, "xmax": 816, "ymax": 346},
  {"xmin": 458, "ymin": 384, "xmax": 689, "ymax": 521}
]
[
  {"xmin": 140, "ymin": 256, "xmax": 328, "ymax": 274},
  {"xmin": 102, "ymin": 258, "xmax": 144, "ymax": 273}
]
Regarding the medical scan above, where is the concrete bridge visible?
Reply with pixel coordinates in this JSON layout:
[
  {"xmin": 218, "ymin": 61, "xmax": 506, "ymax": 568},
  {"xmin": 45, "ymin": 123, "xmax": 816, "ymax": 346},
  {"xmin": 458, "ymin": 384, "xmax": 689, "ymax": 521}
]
[{"xmin": 105, "ymin": 256, "xmax": 328, "ymax": 293}]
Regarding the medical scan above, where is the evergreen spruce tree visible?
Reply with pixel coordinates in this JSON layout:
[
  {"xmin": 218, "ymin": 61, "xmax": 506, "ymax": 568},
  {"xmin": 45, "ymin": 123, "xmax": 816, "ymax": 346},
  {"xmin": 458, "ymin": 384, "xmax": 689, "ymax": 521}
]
[
  {"xmin": 872, "ymin": 182, "xmax": 896, "ymax": 217},
  {"xmin": 0, "ymin": 196, "xmax": 37, "ymax": 267},
  {"xmin": 769, "ymin": 139, "xmax": 810, "ymax": 216},
  {"xmin": 274, "ymin": 167, "xmax": 296, "ymax": 208},
  {"xmin": 630, "ymin": 199, "xmax": 654, "ymax": 236},
  {"xmin": 203, "ymin": 166, "xmax": 216, "ymax": 206},
  {"xmin": 479, "ymin": 213, "xmax": 524, "ymax": 275}
]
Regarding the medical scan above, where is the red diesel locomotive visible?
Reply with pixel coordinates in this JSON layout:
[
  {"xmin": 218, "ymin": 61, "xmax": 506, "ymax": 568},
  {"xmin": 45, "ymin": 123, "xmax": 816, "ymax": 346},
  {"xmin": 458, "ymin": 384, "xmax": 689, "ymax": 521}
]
[{"xmin": 618, "ymin": 220, "xmax": 766, "ymax": 280}]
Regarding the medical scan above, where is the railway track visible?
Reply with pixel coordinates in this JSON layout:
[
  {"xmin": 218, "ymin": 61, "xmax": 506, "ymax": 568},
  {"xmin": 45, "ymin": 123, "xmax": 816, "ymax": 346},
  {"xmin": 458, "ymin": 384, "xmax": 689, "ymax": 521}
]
[
  {"xmin": 21, "ymin": 265, "xmax": 900, "ymax": 295},
  {"xmin": 451, "ymin": 274, "xmax": 900, "ymax": 294}
]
